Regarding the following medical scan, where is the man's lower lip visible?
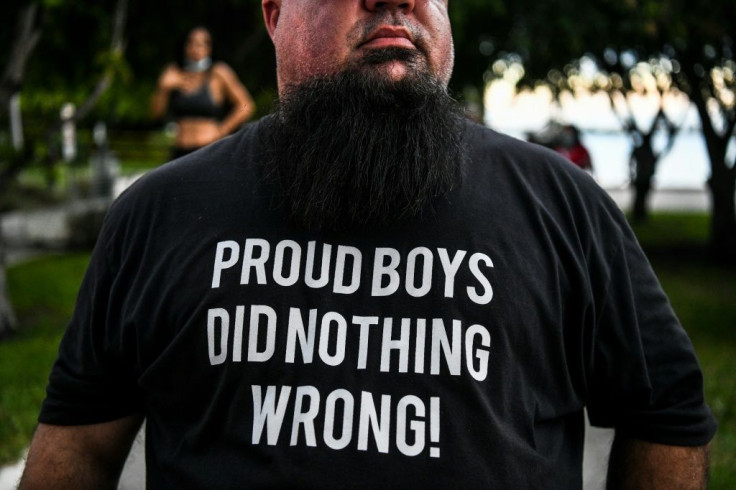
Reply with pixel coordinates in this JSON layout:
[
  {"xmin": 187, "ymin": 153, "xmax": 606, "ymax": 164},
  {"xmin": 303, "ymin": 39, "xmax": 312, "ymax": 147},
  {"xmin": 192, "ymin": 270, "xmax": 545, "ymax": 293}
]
[{"xmin": 362, "ymin": 37, "xmax": 416, "ymax": 49}]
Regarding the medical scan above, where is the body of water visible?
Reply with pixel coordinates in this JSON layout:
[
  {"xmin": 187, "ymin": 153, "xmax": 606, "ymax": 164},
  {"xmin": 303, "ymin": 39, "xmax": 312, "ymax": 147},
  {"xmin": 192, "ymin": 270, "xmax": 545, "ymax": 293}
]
[{"xmin": 582, "ymin": 131, "xmax": 712, "ymax": 190}]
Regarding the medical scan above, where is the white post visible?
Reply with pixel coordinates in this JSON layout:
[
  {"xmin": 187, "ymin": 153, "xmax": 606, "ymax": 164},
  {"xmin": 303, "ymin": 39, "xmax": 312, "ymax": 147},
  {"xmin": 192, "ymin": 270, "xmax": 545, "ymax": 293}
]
[
  {"xmin": 9, "ymin": 93, "xmax": 24, "ymax": 151},
  {"xmin": 90, "ymin": 121, "xmax": 118, "ymax": 198},
  {"xmin": 60, "ymin": 103, "xmax": 77, "ymax": 163}
]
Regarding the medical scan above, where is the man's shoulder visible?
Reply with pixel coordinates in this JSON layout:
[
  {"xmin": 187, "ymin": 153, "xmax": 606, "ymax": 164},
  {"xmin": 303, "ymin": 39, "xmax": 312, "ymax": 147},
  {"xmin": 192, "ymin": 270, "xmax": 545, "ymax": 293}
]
[
  {"xmin": 463, "ymin": 121, "xmax": 571, "ymax": 167},
  {"xmin": 462, "ymin": 120, "xmax": 598, "ymax": 189},
  {"xmin": 129, "ymin": 121, "xmax": 260, "ymax": 186},
  {"xmin": 459, "ymin": 120, "xmax": 622, "ymax": 228},
  {"xmin": 109, "ymin": 120, "xmax": 264, "ymax": 218}
]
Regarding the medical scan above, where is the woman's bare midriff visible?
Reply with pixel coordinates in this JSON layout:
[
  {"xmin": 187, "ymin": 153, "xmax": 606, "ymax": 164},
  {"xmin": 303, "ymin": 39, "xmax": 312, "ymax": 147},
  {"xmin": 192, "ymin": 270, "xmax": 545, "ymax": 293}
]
[{"xmin": 175, "ymin": 118, "xmax": 222, "ymax": 150}]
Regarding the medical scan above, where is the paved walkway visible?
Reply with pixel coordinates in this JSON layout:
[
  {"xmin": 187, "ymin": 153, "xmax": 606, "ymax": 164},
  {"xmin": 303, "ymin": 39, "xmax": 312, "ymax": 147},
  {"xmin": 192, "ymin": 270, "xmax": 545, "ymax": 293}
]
[
  {"xmin": 605, "ymin": 186, "xmax": 709, "ymax": 213},
  {"xmin": 0, "ymin": 183, "xmax": 707, "ymax": 489}
]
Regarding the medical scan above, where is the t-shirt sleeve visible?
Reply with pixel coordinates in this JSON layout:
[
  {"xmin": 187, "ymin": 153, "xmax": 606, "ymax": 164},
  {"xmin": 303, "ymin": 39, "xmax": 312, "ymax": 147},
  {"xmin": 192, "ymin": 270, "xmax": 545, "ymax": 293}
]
[
  {"xmin": 585, "ymin": 222, "xmax": 717, "ymax": 446},
  {"xmin": 39, "ymin": 214, "xmax": 144, "ymax": 425}
]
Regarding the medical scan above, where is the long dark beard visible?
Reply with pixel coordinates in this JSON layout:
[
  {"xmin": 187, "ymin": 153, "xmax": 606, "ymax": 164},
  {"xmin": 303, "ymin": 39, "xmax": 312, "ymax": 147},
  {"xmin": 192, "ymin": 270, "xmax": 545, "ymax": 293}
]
[{"xmin": 261, "ymin": 50, "xmax": 466, "ymax": 232}]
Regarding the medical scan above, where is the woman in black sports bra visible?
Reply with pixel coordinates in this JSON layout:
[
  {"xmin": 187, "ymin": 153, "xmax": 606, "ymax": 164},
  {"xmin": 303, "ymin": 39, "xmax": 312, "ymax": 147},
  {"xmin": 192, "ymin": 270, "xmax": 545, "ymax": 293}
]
[{"xmin": 152, "ymin": 26, "xmax": 256, "ymax": 159}]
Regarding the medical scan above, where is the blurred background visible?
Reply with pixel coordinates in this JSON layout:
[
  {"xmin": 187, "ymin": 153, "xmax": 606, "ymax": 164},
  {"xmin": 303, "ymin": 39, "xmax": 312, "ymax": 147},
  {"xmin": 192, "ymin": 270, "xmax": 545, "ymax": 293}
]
[{"xmin": 0, "ymin": 0, "xmax": 734, "ymax": 488}]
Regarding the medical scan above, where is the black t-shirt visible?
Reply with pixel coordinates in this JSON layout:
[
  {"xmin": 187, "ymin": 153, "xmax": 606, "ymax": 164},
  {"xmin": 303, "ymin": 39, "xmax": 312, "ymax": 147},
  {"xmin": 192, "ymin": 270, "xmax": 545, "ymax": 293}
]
[{"xmin": 40, "ymin": 119, "xmax": 716, "ymax": 488}]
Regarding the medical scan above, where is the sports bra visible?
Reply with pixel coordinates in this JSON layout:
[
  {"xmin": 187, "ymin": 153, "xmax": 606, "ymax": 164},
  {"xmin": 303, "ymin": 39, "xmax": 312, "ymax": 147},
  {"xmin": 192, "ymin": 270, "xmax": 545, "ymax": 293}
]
[{"xmin": 169, "ymin": 74, "xmax": 224, "ymax": 120}]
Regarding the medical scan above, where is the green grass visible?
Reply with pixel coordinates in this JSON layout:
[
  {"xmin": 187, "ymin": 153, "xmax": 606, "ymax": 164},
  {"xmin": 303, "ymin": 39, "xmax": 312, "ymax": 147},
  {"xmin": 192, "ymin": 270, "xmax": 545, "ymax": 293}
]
[
  {"xmin": 0, "ymin": 212, "xmax": 734, "ymax": 488},
  {"xmin": 629, "ymin": 212, "xmax": 710, "ymax": 250},
  {"xmin": 0, "ymin": 253, "xmax": 90, "ymax": 463}
]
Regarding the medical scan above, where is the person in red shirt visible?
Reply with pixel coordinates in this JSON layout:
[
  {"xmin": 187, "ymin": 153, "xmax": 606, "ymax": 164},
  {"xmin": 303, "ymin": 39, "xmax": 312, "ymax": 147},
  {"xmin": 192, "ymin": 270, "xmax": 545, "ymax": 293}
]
[{"xmin": 554, "ymin": 124, "xmax": 593, "ymax": 174}]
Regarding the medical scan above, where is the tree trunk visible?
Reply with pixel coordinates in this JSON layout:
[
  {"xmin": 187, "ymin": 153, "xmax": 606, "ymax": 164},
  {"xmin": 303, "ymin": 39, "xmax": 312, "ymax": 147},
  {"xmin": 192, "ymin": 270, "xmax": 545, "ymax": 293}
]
[
  {"xmin": 609, "ymin": 94, "xmax": 676, "ymax": 223},
  {"xmin": 1, "ymin": 3, "xmax": 42, "ymax": 187},
  {"xmin": 0, "ymin": 3, "xmax": 41, "ymax": 340},
  {"xmin": 688, "ymin": 78, "xmax": 736, "ymax": 261},
  {"xmin": 708, "ymin": 164, "xmax": 736, "ymax": 262},
  {"xmin": 0, "ymin": 2, "xmax": 41, "ymax": 106},
  {"xmin": 63, "ymin": 0, "xmax": 129, "ymax": 125},
  {"xmin": 630, "ymin": 143, "xmax": 657, "ymax": 223},
  {"xmin": 702, "ymin": 108, "xmax": 736, "ymax": 261}
]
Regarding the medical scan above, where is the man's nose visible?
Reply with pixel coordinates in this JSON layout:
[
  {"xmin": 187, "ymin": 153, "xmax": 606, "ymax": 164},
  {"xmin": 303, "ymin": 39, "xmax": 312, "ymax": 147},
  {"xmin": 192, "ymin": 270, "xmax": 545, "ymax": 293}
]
[{"xmin": 364, "ymin": 0, "xmax": 415, "ymax": 13}]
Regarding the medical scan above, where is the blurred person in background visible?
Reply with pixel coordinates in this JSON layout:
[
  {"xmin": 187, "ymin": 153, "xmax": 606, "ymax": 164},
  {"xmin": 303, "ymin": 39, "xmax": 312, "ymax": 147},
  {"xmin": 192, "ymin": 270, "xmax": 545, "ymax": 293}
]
[
  {"xmin": 152, "ymin": 26, "xmax": 256, "ymax": 159},
  {"xmin": 554, "ymin": 124, "xmax": 594, "ymax": 175}
]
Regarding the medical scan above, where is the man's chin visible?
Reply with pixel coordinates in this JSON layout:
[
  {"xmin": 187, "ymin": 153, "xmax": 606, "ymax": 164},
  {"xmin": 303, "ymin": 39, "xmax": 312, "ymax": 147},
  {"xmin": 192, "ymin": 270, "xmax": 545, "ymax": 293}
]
[{"xmin": 365, "ymin": 59, "xmax": 411, "ymax": 81}]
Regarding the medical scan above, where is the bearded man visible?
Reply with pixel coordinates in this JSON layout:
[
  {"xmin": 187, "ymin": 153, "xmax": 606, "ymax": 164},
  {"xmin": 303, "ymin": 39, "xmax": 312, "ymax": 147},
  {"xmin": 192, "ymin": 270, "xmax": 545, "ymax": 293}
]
[{"xmin": 20, "ymin": 1, "xmax": 715, "ymax": 488}]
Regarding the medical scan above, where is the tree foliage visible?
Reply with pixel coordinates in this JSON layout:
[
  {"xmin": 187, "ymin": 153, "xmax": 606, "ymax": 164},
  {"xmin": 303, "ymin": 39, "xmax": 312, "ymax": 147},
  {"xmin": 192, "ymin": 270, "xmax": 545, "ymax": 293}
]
[
  {"xmin": 1, "ymin": 0, "xmax": 273, "ymax": 127},
  {"xmin": 593, "ymin": 0, "xmax": 736, "ymax": 257},
  {"xmin": 1, "ymin": 0, "xmax": 734, "ymax": 255},
  {"xmin": 453, "ymin": 0, "xmax": 735, "ymax": 257}
]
